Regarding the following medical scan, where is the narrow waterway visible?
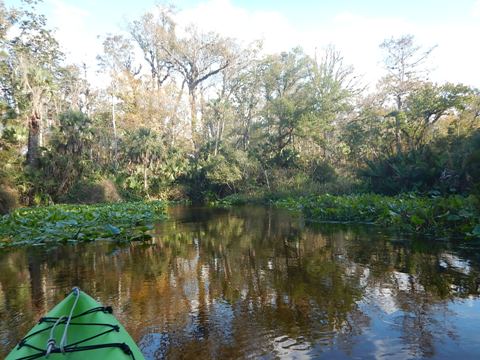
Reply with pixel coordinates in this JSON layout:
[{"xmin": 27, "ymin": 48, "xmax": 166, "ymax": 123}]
[{"xmin": 1, "ymin": 206, "xmax": 480, "ymax": 359}]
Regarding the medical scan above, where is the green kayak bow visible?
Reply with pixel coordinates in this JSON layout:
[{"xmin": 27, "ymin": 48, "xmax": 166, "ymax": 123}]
[{"xmin": 6, "ymin": 288, "xmax": 145, "ymax": 360}]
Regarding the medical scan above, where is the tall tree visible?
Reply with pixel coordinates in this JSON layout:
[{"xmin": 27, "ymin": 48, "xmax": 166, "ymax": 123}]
[
  {"xmin": 41, "ymin": 111, "xmax": 93, "ymax": 196},
  {"xmin": 379, "ymin": 35, "xmax": 436, "ymax": 153},
  {"xmin": 404, "ymin": 82, "xmax": 472, "ymax": 148},
  {"xmin": 98, "ymin": 34, "xmax": 141, "ymax": 165},
  {"xmin": 0, "ymin": 0, "xmax": 63, "ymax": 168},
  {"xmin": 120, "ymin": 127, "xmax": 163, "ymax": 195},
  {"xmin": 129, "ymin": 7, "xmax": 236, "ymax": 150},
  {"xmin": 129, "ymin": 7, "xmax": 175, "ymax": 89},
  {"xmin": 168, "ymin": 26, "xmax": 235, "ymax": 150},
  {"xmin": 303, "ymin": 46, "xmax": 359, "ymax": 162},
  {"xmin": 202, "ymin": 43, "xmax": 261, "ymax": 155},
  {"xmin": 258, "ymin": 48, "xmax": 312, "ymax": 163}
]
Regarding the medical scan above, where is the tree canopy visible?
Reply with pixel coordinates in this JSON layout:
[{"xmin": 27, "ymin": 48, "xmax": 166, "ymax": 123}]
[{"xmin": 0, "ymin": 1, "xmax": 479, "ymax": 205}]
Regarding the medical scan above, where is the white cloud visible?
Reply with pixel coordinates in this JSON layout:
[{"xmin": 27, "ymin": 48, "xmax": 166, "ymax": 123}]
[
  {"xmin": 47, "ymin": 0, "xmax": 480, "ymax": 89},
  {"xmin": 303, "ymin": 12, "xmax": 480, "ymax": 88},
  {"xmin": 47, "ymin": 0, "xmax": 102, "ymax": 84},
  {"xmin": 301, "ymin": 13, "xmax": 418, "ymax": 86},
  {"xmin": 472, "ymin": 0, "xmax": 480, "ymax": 17},
  {"xmin": 174, "ymin": 0, "xmax": 301, "ymax": 53},
  {"xmin": 172, "ymin": 0, "xmax": 480, "ymax": 88}
]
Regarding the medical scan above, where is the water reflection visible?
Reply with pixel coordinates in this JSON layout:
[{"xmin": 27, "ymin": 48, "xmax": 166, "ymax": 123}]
[{"xmin": 0, "ymin": 206, "xmax": 479, "ymax": 359}]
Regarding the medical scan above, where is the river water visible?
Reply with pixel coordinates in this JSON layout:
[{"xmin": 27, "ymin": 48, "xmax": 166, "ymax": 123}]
[{"xmin": 1, "ymin": 206, "xmax": 480, "ymax": 359}]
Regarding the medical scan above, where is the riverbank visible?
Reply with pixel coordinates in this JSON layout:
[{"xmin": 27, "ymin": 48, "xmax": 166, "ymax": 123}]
[
  {"xmin": 0, "ymin": 201, "xmax": 167, "ymax": 247},
  {"xmin": 2, "ymin": 193, "xmax": 479, "ymax": 247},
  {"xmin": 216, "ymin": 193, "xmax": 480, "ymax": 239}
]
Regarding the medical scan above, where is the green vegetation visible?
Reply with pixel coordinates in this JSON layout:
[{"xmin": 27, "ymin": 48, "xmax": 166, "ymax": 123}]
[
  {"xmin": 273, "ymin": 194, "xmax": 480, "ymax": 238},
  {"xmin": 0, "ymin": 1, "xmax": 479, "ymax": 241},
  {"xmin": 0, "ymin": 201, "xmax": 167, "ymax": 247},
  {"xmin": 0, "ymin": 186, "xmax": 19, "ymax": 215}
]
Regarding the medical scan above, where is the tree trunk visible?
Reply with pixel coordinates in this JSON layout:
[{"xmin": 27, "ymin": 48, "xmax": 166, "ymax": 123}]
[
  {"xmin": 394, "ymin": 114, "xmax": 403, "ymax": 154},
  {"xmin": 214, "ymin": 116, "xmax": 223, "ymax": 156},
  {"xmin": 189, "ymin": 88, "xmax": 198, "ymax": 150},
  {"xmin": 143, "ymin": 163, "xmax": 148, "ymax": 194},
  {"xmin": 171, "ymin": 80, "xmax": 186, "ymax": 147},
  {"xmin": 264, "ymin": 168, "xmax": 271, "ymax": 191},
  {"xmin": 395, "ymin": 95, "xmax": 403, "ymax": 154},
  {"xmin": 112, "ymin": 90, "xmax": 118, "ymax": 167},
  {"xmin": 27, "ymin": 111, "xmax": 41, "ymax": 168}
]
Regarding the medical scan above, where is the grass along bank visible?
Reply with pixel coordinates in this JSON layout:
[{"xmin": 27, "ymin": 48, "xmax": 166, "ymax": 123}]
[
  {"xmin": 215, "ymin": 193, "xmax": 480, "ymax": 239},
  {"xmin": 0, "ymin": 201, "xmax": 167, "ymax": 247},
  {"xmin": 273, "ymin": 194, "xmax": 480, "ymax": 239}
]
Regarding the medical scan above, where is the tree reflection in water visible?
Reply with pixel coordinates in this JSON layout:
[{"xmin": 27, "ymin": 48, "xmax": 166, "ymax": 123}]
[{"xmin": 0, "ymin": 206, "xmax": 479, "ymax": 359}]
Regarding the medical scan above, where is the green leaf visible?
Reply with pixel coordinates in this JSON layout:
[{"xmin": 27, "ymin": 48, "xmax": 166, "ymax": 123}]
[
  {"xmin": 446, "ymin": 214, "xmax": 461, "ymax": 221},
  {"xmin": 105, "ymin": 224, "xmax": 121, "ymax": 235},
  {"xmin": 409, "ymin": 215, "xmax": 426, "ymax": 226},
  {"xmin": 471, "ymin": 225, "xmax": 480, "ymax": 237},
  {"xmin": 388, "ymin": 210, "xmax": 399, "ymax": 217}
]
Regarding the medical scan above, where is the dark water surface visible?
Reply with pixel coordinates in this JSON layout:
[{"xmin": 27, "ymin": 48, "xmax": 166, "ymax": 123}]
[{"xmin": 1, "ymin": 206, "xmax": 480, "ymax": 359}]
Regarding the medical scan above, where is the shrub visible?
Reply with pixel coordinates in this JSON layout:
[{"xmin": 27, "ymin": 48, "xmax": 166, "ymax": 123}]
[
  {"xmin": 360, "ymin": 130, "xmax": 480, "ymax": 195},
  {"xmin": 273, "ymin": 193, "xmax": 480, "ymax": 239},
  {"xmin": 62, "ymin": 179, "xmax": 122, "ymax": 204},
  {"xmin": 0, "ymin": 185, "xmax": 19, "ymax": 214},
  {"xmin": 310, "ymin": 160, "xmax": 337, "ymax": 183},
  {"xmin": 164, "ymin": 184, "xmax": 189, "ymax": 201}
]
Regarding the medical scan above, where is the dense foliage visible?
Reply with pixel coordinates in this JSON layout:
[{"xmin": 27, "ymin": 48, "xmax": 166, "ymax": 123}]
[
  {"xmin": 0, "ymin": 201, "xmax": 167, "ymax": 247},
  {"xmin": 0, "ymin": 1, "xmax": 479, "ymax": 213},
  {"xmin": 273, "ymin": 194, "xmax": 480, "ymax": 238}
]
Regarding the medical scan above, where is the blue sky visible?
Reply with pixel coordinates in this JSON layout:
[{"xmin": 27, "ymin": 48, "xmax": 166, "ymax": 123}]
[
  {"xmin": 26, "ymin": 0, "xmax": 477, "ymax": 30},
  {"xmin": 5, "ymin": 0, "xmax": 480, "ymax": 87}
]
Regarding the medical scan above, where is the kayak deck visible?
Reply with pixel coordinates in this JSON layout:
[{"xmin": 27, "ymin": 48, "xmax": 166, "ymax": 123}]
[{"xmin": 6, "ymin": 289, "xmax": 144, "ymax": 360}]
